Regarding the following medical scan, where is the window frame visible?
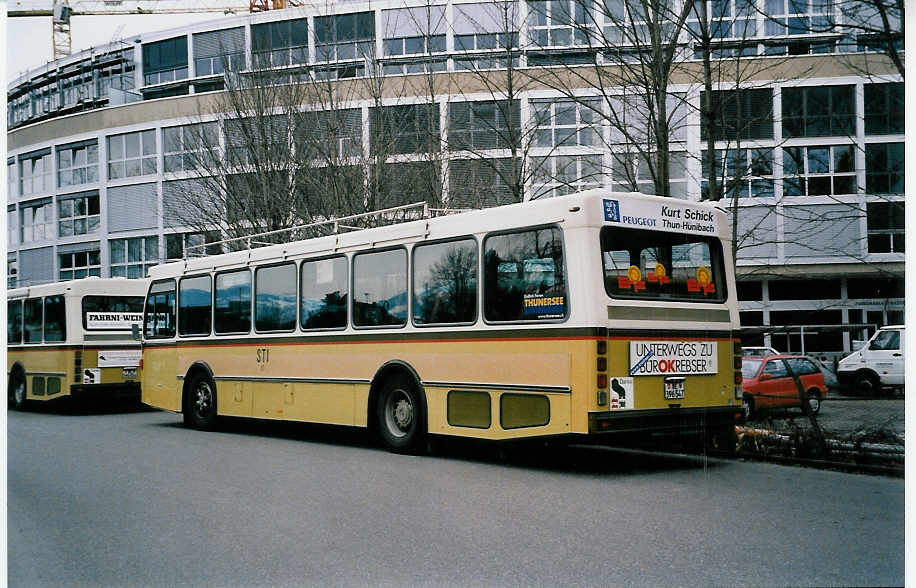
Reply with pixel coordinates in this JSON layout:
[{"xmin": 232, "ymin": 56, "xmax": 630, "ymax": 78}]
[
  {"xmin": 254, "ymin": 261, "xmax": 298, "ymax": 334},
  {"xmin": 299, "ymin": 254, "xmax": 349, "ymax": 332},
  {"xmin": 411, "ymin": 236, "xmax": 480, "ymax": 328},
  {"xmin": 482, "ymin": 224, "xmax": 570, "ymax": 325},
  {"xmin": 351, "ymin": 246, "xmax": 409, "ymax": 330},
  {"xmin": 214, "ymin": 268, "xmax": 253, "ymax": 335}
]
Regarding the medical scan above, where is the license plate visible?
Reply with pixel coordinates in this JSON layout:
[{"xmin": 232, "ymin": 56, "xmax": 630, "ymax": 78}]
[
  {"xmin": 122, "ymin": 367, "xmax": 137, "ymax": 380},
  {"xmin": 664, "ymin": 378, "xmax": 685, "ymax": 400}
]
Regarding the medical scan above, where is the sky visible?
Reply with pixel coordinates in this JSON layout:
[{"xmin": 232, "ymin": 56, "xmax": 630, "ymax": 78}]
[{"xmin": 6, "ymin": 12, "xmax": 232, "ymax": 81}]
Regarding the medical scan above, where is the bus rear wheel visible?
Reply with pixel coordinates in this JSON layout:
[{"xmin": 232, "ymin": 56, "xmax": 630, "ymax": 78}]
[
  {"xmin": 8, "ymin": 371, "xmax": 26, "ymax": 411},
  {"xmin": 184, "ymin": 372, "xmax": 218, "ymax": 430},
  {"xmin": 376, "ymin": 375, "xmax": 425, "ymax": 454}
]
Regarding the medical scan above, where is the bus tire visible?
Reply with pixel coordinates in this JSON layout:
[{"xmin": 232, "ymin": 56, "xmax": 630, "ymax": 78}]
[
  {"xmin": 8, "ymin": 370, "xmax": 27, "ymax": 411},
  {"xmin": 376, "ymin": 374, "xmax": 425, "ymax": 454},
  {"xmin": 184, "ymin": 371, "xmax": 218, "ymax": 431}
]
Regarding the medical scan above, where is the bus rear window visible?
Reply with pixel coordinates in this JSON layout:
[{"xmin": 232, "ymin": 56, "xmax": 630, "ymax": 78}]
[
  {"xmin": 601, "ymin": 226, "xmax": 727, "ymax": 302},
  {"xmin": 8, "ymin": 300, "xmax": 23, "ymax": 344},
  {"xmin": 82, "ymin": 296, "xmax": 144, "ymax": 330}
]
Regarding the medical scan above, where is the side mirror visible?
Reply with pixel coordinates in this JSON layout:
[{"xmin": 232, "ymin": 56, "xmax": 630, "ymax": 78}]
[{"xmin": 131, "ymin": 323, "xmax": 141, "ymax": 341}]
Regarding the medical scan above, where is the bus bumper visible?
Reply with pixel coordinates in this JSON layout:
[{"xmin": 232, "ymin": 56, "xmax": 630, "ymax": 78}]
[
  {"xmin": 588, "ymin": 405, "xmax": 738, "ymax": 436},
  {"xmin": 69, "ymin": 381, "xmax": 141, "ymax": 403}
]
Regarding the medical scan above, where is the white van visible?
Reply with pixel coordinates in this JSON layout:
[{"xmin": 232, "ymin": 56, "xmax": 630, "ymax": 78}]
[{"xmin": 837, "ymin": 325, "xmax": 905, "ymax": 395}]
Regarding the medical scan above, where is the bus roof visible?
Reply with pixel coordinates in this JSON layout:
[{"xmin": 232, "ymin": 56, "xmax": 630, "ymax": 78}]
[
  {"xmin": 7, "ymin": 277, "xmax": 150, "ymax": 301},
  {"xmin": 147, "ymin": 190, "xmax": 729, "ymax": 280}
]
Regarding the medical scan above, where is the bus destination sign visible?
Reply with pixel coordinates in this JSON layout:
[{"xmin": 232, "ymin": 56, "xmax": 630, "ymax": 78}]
[
  {"xmin": 603, "ymin": 198, "xmax": 718, "ymax": 235},
  {"xmin": 629, "ymin": 341, "xmax": 718, "ymax": 376}
]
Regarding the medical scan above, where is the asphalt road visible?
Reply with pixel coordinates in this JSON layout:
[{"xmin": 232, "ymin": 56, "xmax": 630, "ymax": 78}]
[{"xmin": 8, "ymin": 408, "xmax": 904, "ymax": 587}]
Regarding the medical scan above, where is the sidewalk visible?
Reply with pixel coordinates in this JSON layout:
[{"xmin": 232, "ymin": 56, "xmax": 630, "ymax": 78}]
[{"xmin": 746, "ymin": 395, "xmax": 904, "ymax": 439}]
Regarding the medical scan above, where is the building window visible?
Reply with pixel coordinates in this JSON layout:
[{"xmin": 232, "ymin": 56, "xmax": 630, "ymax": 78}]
[
  {"xmin": 295, "ymin": 109, "xmax": 363, "ymax": 160},
  {"xmin": 57, "ymin": 141, "xmax": 99, "ymax": 187},
  {"xmin": 20, "ymin": 199, "xmax": 54, "ymax": 243},
  {"xmin": 7, "ymin": 159, "xmax": 16, "ymax": 198},
  {"xmin": 866, "ymin": 202, "xmax": 904, "ymax": 253},
  {"xmin": 381, "ymin": 59, "xmax": 448, "ymax": 75},
  {"xmin": 193, "ymin": 28, "xmax": 246, "ymax": 76},
  {"xmin": 370, "ymin": 104, "xmax": 440, "ymax": 155},
  {"xmin": 382, "ymin": 6, "xmax": 446, "ymax": 56},
  {"xmin": 782, "ymin": 85, "xmax": 855, "ymax": 138},
  {"xmin": 315, "ymin": 12, "xmax": 375, "ymax": 62},
  {"xmin": 532, "ymin": 98, "xmax": 601, "ymax": 148},
  {"xmin": 528, "ymin": 0, "xmax": 595, "ymax": 47},
  {"xmin": 783, "ymin": 145, "xmax": 856, "ymax": 196},
  {"xmin": 60, "ymin": 249, "xmax": 101, "ymax": 280},
  {"xmin": 701, "ymin": 89, "xmax": 774, "ymax": 140},
  {"xmin": 864, "ymin": 83, "xmax": 904, "ymax": 136},
  {"xmin": 8, "ymin": 206, "xmax": 18, "ymax": 247},
  {"xmin": 865, "ymin": 142, "xmax": 904, "ymax": 194},
  {"xmin": 163, "ymin": 122, "xmax": 218, "ymax": 173},
  {"xmin": 8, "ymin": 258, "xmax": 18, "ymax": 288},
  {"xmin": 252, "ymin": 19, "xmax": 308, "ymax": 68},
  {"xmin": 143, "ymin": 36, "xmax": 189, "ymax": 85},
  {"xmin": 107, "ymin": 130, "xmax": 157, "ymax": 179},
  {"xmin": 19, "ymin": 151, "xmax": 54, "ymax": 196},
  {"xmin": 448, "ymin": 100, "xmax": 521, "ymax": 151},
  {"xmin": 530, "ymin": 154, "xmax": 602, "ymax": 199},
  {"xmin": 612, "ymin": 151, "xmax": 688, "ymax": 199},
  {"xmin": 453, "ymin": 2, "xmax": 519, "ymax": 51},
  {"xmin": 58, "ymin": 191, "xmax": 101, "ymax": 237},
  {"xmin": 165, "ymin": 231, "xmax": 222, "ymax": 260},
  {"xmin": 110, "ymin": 236, "xmax": 158, "ymax": 278},
  {"xmin": 702, "ymin": 148, "xmax": 775, "ymax": 199}
]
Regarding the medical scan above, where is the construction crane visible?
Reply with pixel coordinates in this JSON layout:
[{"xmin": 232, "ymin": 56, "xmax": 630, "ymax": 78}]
[{"xmin": 7, "ymin": 0, "xmax": 295, "ymax": 60}]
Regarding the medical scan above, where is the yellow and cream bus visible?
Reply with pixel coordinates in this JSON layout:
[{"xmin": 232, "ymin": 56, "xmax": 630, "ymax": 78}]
[
  {"xmin": 140, "ymin": 190, "xmax": 742, "ymax": 453},
  {"xmin": 8, "ymin": 277, "xmax": 148, "ymax": 409}
]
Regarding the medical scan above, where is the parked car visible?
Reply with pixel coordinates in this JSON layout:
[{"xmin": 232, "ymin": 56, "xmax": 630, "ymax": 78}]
[
  {"xmin": 742, "ymin": 346, "xmax": 779, "ymax": 358},
  {"xmin": 838, "ymin": 325, "xmax": 905, "ymax": 396},
  {"xmin": 741, "ymin": 355, "xmax": 827, "ymax": 420}
]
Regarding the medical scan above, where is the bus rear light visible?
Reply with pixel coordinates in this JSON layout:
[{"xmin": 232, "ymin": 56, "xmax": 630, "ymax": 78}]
[
  {"xmin": 138, "ymin": 359, "xmax": 143, "ymax": 369},
  {"xmin": 734, "ymin": 385, "xmax": 742, "ymax": 399},
  {"xmin": 597, "ymin": 357, "xmax": 607, "ymax": 372},
  {"xmin": 597, "ymin": 390, "xmax": 607, "ymax": 406},
  {"xmin": 597, "ymin": 340, "xmax": 607, "ymax": 354},
  {"xmin": 597, "ymin": 374, "xmax": 608, "ymax": 388},
  {"xmin": 734, "ymin": 356, "xmax": 743, "ymax": 370},
  {"xmin": 734, "ymin": 371, "xmax": 742, "ymax": 385},
  {"xmin": 733, "ymin": 339, "xmax": 742, "ymax": 355}
]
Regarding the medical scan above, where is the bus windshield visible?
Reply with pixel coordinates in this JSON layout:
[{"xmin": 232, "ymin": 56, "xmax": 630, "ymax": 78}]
[
  {"xmin": 601, "ymin": 226, "xmax": 727, "ymax": 303},
  {"xmin": 82, "ymin": 296, "xmax": 145, "ymax": 330}
]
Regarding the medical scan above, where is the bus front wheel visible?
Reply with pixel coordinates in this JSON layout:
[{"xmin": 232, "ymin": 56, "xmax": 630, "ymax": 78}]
[
  {"xmin": 376, "ymin": 375, "xmax": 425, "ymax": 454},
  {"xmin": 184, "ymin": 372, "xmax": 218, "ymax": 430},
  {"xmin": 8, "ymin": 371, "xmax": 26, "ymax": 411}
]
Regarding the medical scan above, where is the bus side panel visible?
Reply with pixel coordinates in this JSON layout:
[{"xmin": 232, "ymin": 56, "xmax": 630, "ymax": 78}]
[
  {"xmin": 142, "ymin": 346, "xmax": 181, "ymax": 411},
  {"xmin": 8, "ymin": 348, "xmax": 71, "ymax": 401}
]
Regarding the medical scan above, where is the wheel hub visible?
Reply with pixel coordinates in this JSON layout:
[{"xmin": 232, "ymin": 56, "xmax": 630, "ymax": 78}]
[
  {"xmin": 393, "ymin": 398, "xmax": 412, "ymax": 430},
  {"xmin": 195, "ymin": 384, "xmax": 212, "ymax": 415}
]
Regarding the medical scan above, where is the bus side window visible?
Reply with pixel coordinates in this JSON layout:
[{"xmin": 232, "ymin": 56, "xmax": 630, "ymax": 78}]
[
  {"xmin": 483, "ymin": 227, "xmax": 567, "ymax": 322},
  {"xmin": 255, "ymin": 263, "xmax": 297, "ymax": 332},
  {"xmin": 413, "ymin": 238, "xmax": 478, "ymax": 325},
  {"xmin": 353, "ymin": 249, "xmax": 407, "ymax": 328},
  {"xmin": 44, "ymin": 295, "xmax": 66, "ymax": 342},
  {"xmin": 179, "ymin": 275, "xmax": 213, "ymax": 336},
  {"xmin": 24, "ymin": 298, "xmax": 43, "ymax": 343},
  {"xmin": 7, "ymin": 300, "xmax": 23, "ymax": 344},
  {"xmin": 144, "ymin": 280, "xmax": 176, "ymax": 339},
  {"xmin": 215, "ymin": 270, "xmax": 252, "ymax": 334},
  {"xmin": 301, "ymin": 256, "xmax": 348, "ymax": 330}
]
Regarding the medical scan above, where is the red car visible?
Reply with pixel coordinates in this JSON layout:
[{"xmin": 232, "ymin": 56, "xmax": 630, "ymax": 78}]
[{"xmin": 741, "ymin": 355, "xmax": 827, "ymax": 420}]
